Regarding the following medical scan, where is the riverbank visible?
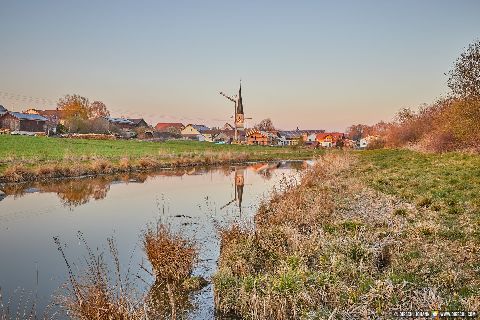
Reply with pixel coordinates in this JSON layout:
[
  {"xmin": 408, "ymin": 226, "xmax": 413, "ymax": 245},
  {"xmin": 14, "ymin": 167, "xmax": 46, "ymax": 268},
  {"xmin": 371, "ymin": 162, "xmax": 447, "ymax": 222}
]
[
  {"xmin": 0, "ymin": 135, "xmax": 321, "ymax": 183},
  {"xmin": 213, "ymin": 151, "xmax": 480, "ymax": 319}
]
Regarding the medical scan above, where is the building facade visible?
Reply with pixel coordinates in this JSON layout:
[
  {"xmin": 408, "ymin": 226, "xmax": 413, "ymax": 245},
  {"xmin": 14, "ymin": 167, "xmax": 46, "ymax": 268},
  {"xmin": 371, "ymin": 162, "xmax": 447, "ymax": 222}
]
[
  {"xmin": 0, "ymin": 112, "xmax": 47, "ymax": 132},
  {"xmin": 246, "ymin": 129, "xmax": 269, "ymax": 145}
]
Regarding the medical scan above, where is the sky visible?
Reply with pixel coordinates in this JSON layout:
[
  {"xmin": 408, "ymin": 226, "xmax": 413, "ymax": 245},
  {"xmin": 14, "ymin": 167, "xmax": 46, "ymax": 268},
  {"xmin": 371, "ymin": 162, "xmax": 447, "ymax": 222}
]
[{"xmin": 1, "ymin": 1, "xmax": 479, "ymax": 131}]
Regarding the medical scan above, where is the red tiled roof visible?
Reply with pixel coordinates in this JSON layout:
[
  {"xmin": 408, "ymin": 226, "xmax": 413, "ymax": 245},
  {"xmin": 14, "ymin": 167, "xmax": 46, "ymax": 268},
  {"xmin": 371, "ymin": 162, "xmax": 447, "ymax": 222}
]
[
  {"xmin": 316, "ymin": 132, "xmax": 344, "ymax": 141},
  {"xmin": 155, "ymin": 122, "xmax": 184, "ymax": 130}
]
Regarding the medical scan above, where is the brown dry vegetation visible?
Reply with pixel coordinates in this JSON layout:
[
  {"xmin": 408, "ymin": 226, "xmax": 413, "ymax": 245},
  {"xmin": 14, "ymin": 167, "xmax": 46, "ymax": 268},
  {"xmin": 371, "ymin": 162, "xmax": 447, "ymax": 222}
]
[
  {"xmin": 213, "ymin": 153, "xmax": 480, "ymax": 319},
  {"xmin": 347, "ymin": 40, "xmax": 480, "ymax": 153},
  {"xmin": 383, "ymin": 98, "xmax": 480, "ymax": 153},
  {"xmin": 54, "ymin": 234, "xmax": 147, "ymax": 320},
  {"xmin": 55, "ymin": 220, "xmax": 203, "ymax": 320},
  {"xmin": 0, "ymin": 149, "xmax": 315, "ymax": 183},
  {"xmin": 143, "ymin": 224, "xmax": 197, "ymax": 284},
  {"xmin": 0, "ymin": 152, "xmax": 250, "ymax": 183},
  {"xmin": 142, "ymin": 223, "xmax": 206, "ymax": 319}
]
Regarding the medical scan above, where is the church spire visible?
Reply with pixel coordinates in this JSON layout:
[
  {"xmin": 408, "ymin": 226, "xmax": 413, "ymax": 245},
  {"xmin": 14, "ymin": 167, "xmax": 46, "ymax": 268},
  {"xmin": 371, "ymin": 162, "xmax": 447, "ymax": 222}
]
[{"xmin": 237, "ymin": 80, "xmax": 244, "ymax": 115}]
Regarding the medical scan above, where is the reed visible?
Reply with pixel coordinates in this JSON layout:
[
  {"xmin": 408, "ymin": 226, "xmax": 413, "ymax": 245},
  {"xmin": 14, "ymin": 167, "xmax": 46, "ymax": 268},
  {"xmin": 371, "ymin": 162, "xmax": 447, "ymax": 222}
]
[
  {"xmin": 55, "ymin": 220, "xmax": 203, "ymax": 319},
  {"xmin": 142, "ymin": 223, "xmax": 199, "ymax": 319},
  {"xmin": 54, "ymin": 233, "xmax": 146, "ymax": 320}
]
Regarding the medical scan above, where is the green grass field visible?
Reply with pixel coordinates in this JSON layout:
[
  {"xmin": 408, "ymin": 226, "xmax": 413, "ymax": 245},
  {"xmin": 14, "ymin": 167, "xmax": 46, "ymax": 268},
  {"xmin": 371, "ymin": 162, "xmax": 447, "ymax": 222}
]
[
  {"xmin": 356, "ymin": 149, "xmax": 480, "ymax": 215},
  {"xmin": 0, "ymin": 135, "xmax": 321, "ymax": 180},
  {"xmin": 0, "ymin": 135, "xmax": 317, "ymax": 161}
]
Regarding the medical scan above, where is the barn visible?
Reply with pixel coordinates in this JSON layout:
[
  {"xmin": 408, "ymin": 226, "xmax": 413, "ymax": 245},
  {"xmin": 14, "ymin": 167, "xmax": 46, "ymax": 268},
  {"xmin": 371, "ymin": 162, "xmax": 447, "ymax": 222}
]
[{"xmin": 0, "ymin": 112, "xmax": 47, "ymax": 132}]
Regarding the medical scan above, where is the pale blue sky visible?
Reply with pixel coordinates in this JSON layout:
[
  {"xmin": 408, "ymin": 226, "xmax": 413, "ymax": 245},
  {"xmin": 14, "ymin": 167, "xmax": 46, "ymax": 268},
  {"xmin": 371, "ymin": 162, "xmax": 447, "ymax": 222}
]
[{"xmin": 1, "ymin": 0, "xmax": 479, "ymax": 130}]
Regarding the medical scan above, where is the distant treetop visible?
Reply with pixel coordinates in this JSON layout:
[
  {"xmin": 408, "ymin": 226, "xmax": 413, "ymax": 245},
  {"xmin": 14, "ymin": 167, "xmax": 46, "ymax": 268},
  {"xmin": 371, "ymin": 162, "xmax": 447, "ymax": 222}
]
[{"xmin": 447, "ymin": 39, "xmax": 480, "ymax": 99}]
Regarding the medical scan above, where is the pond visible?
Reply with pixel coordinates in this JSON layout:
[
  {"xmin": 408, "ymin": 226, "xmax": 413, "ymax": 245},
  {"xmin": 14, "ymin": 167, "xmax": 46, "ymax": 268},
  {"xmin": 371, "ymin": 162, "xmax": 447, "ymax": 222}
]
[{"xmin": 0, "ymin": 161, "xmax": 311, "ymax": 319}]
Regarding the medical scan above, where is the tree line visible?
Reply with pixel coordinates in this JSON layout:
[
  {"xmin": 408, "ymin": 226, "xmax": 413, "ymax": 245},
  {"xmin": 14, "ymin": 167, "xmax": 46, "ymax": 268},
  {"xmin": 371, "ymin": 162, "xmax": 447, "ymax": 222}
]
[{"xmin": 347, "ymin": 39, "xmax": 480, "ymax": 152}]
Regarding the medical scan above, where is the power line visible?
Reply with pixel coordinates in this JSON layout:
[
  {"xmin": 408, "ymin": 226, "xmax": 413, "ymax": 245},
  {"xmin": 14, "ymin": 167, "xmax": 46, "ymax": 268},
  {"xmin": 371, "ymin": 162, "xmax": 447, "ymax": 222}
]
[{"xmin": 0, "ymin": 91, "xmax": 56, "ymax": 107}]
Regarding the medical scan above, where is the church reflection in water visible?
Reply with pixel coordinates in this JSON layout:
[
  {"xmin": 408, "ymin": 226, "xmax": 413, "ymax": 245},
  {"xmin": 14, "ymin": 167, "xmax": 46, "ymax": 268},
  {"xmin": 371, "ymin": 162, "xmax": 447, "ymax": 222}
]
[
  {"xmin": 220, "ymin": 168, "xmax": 245, "ymax": 213},
  {"xmin": 0, "ymin": 161, "xmax": 309, "ymax": 208}
]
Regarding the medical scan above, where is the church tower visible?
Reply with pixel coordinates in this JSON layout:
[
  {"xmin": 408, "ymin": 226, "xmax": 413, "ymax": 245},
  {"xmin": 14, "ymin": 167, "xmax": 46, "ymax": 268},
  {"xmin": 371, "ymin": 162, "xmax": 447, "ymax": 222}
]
[{"xmin": 235, "ymin": 83, "xmax": 245, "ymax": 129}]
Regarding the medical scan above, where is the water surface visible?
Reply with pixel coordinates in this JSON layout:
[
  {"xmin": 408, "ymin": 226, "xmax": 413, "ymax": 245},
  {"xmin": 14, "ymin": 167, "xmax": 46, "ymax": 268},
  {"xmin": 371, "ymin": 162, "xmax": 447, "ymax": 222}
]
[{"xmin": 0, "ymin": 161, "xmax": 310, "ymax": 318}]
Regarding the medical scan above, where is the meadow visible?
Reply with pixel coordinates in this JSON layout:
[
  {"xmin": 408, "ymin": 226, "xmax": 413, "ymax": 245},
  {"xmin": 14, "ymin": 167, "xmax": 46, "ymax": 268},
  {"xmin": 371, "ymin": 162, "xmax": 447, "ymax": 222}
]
[
  {"xmin": 213, "ymin": 150, "xmax": 480, "ymax": 319},
  {"xmin": 0, "ymin": 135, "xmax": 321, "ymax": 182},
  {"xmin": 356, "ymin": 149, "xmax": 480, "ymax": 218}
]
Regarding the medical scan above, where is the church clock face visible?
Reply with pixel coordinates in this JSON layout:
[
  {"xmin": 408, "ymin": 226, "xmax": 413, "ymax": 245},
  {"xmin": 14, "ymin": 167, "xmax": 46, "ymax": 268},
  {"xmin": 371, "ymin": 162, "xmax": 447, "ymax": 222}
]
[{"xmin": 235, "ymin": 114, "xmax": 244, "ymax": 127}]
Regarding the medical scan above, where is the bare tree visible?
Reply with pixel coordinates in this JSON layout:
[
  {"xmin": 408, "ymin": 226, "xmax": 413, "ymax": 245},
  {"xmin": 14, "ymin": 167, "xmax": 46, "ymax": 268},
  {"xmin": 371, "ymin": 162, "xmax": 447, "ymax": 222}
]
[
  {"xmin": 89, "ymin": 101, "xmax": 110, "ymax": 119},
  {"xmin": 346, "ymin": 124, "xmax": 371, "ymax": 141},
  {"xmin": 447, "ymin": 40, "xmax": 480, "ymax": 99},
  {"xmin": 254, "ymin": 118, "xmax": 275, "ymax": 131}
]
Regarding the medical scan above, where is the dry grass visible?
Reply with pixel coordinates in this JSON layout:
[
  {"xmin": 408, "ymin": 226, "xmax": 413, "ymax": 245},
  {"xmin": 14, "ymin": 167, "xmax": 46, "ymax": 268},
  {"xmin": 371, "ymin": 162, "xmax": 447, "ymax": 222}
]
[
  {"xmin": 213, "ymin": 152, "xmax": 480, "ymax": 319},
  {"xmin": 142, "ymin": 222, "xmax": 199, "ymax": 319},
  {"xmin": 3, "ymin": 165, "xmax": 33, "ymax": 183},
  {"xmin": 143, "ymin": 223, "xmax": 197, "ymax": 284},
  {"xmin": 54, "ymin": 234, "xmax": 146, "ymax": 320},
  {"xmin": 0, "ymin": 150, "xmax": 297, "ymax": 183},
  {"xmin": 55, "ymin": 219, "xmax": 203, "ymax": 320}
]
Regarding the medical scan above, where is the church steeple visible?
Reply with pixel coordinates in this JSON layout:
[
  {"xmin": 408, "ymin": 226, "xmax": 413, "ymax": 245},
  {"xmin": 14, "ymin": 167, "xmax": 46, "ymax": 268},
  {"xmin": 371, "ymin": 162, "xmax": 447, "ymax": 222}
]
[{"xmin": 236, "ymin": 81, "xmax": 244, "ymax": 115}]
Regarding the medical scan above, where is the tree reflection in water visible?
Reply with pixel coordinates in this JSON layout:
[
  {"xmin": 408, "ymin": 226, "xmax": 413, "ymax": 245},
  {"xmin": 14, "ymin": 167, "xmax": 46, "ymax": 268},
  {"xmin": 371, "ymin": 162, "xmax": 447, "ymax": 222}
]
[
  {"xmin": 0, "ymin": 161, "xmax": 308, "ymax": 208},
  {"xmin": 0, "ymin": 170, "xmax": 188, "ymax": 207}
]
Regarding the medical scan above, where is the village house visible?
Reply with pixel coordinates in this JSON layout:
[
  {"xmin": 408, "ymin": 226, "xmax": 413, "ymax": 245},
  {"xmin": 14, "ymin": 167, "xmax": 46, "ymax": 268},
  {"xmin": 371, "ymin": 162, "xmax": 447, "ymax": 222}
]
[
  {"xmin": 343, "ymin": 138, "xmax": 357, "ymax": 149},
  {"xmin": 213, "ymin": 130, "xmax": 235, "ymax": 143},
  {"xmin": 127, "ymin": 118, "xmax": 149, "ymax": 128},
  {"xmin": 197, "ymin": 130, "xmax": 218, "ymax": 142},
  {"xmin": 246, "ymin": 129, "xmax": 269, "ymax": 145},
  {"xmin": 0, "ymin": 106, "xmax": 8, "ymax": 134},
  {"xmin": 276, "ymin": 129, "xmax": 325, "ymax": 146},
  {"xmin": 316, "ymin": 132, "xmax": 345, "ymax": 148},
  {"xmin": 24, "ymin": 108, "xmax": 67, "ymax": 133},
  {"xmin": 266, "ymin": 131, "xmax": 282, "ymax": 145},
  {"xmin": 181, "ymin": 124, "xmax": 210, "ymax": 140},
  {"xmin": 181, "ymin": 124, "xmax": 210, "ymax": 135},
  {"xmin": 298, "ymin": 130, "xmax": 325, "ymax": 142},
  {"xmin": 155, "ymin": 122, "xmax": 184, "ymax": 133},
  {"xmin": 0, "ymin": 112, "xmax": 47, "ymax": 133},
  {"xmin": 105, "ymin": 117, "xmax": 136, "ymax": 130},
  {"xmin": 277, "ymin": 131, "xmax": 302, "ymax": 146},
  {"xmin": 307, "ymin": 133, "xmax": 318, "ymax": 142}
]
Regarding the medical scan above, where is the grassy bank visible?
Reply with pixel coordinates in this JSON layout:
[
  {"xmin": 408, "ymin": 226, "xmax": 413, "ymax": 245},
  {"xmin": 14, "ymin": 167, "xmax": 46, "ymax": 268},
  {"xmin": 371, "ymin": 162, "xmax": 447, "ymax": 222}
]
[
  {"xmin": 356, "ymin": 149, "xmax": 480, "ymax": 216},
  {"xmin": 213, "ymin": 151, "xmax": 480, "ymax": 319},
  {"xmin": 0, "ymin": 135, "xmax": 320, "ymax": 182}
]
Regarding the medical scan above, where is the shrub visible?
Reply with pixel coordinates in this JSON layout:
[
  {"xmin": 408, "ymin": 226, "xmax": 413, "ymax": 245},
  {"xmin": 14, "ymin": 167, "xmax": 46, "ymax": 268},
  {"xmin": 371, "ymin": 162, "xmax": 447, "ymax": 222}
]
[{"xmin": 143, "ymin": 224, "xmax": 197, "ymax": 284}]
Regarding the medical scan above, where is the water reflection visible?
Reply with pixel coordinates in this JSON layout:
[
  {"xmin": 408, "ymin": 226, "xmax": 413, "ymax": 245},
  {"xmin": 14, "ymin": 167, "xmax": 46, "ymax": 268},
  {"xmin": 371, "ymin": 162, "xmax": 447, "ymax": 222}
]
[
  {"xmin": 0, "ymin": 169, "xmax": 206, "ymax": 207},
  {"xmin": 146, "ymin": 280, "xmax": 200, "ymax": 320},
  {"xmin": 0, "ymin": 162, "xmax": 305, "ymax": 208},
  {"xmin": 0, "ymin": 160, "xmax": 312, "ymax": 318},
  {"xmin": 220, "ymin": 168, "xmax": 245, "ymax": 213}
]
